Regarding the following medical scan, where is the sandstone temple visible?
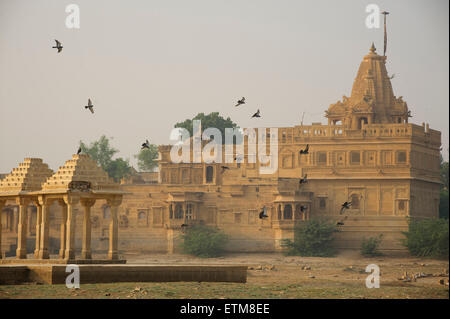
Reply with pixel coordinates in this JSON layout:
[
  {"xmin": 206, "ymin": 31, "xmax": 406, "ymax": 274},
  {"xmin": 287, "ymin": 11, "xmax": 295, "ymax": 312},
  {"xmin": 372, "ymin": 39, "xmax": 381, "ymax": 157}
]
[{"xmin": 0, "ymin": 44, "xmax": 442, "ymax": 260}]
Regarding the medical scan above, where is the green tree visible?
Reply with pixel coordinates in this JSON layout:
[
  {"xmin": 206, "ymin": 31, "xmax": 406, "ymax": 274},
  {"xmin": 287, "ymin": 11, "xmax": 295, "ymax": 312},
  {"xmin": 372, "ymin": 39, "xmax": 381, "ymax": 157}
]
[
  {"xmin": 181, "ymin": 225, "xmax": 229, "ymax": 258},
  {"xmin": 79, "ymin": 135, "xmax": 133, "ymax": 182},
  {"xmin": 134, "ymin": 145, "xmax": 158, "ymax": 172},
  {"xmin": 174, "ymin": 112, "xmax": 241, "ymax": 144}
]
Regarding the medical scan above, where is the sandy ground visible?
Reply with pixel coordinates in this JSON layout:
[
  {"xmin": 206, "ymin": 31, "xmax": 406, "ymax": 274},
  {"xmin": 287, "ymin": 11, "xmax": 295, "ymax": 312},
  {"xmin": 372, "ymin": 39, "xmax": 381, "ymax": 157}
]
[{"xmin": 0, "ymin": 251, "xmax": 448, "ymax": 299}]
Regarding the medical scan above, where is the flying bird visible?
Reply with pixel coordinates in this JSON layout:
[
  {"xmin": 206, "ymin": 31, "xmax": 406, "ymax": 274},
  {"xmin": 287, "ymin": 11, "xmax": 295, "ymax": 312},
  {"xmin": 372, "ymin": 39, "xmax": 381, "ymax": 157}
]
[
  {"xmin": 235, "ymin": 97, "xmax": 245, "ymax": 107},
  {"xmin": 85, "ymin": 99, "xmax": 94, "ymax": 114},
  {"xmin": 77, "ymin": 147, "xmax": 82, "ymax": 155},
  {"xmin": 221, "ymin": 166, "xmax": 230, "ymax": 173},
  {"xmin": 251, "ymin": 109, "xmax": 261, "ymax": 118},
  {"xmin": 299, "ymin": 174, "xmax": 308, "ymax": 184},
  {"xmin": 339, "ymin": 201, "xmax": 352, "ymax": 215},
  {"xmin": 299, "ymin": 144, "xmax": 309, "ymax": 155},
  {"xmin": 141, "ymin": 139, "xmax": 150, "ymax": 150},
  {"xmin": 300, "ymin": 205, "xmax": 308, "ymax": 212},
  {"xmin": 389, "ymin": 74, "xmax": 395, "ymax": 80},
  {"xmin": 52, "ymin": 39, "xmax": 63, "ymax": 53},
  {"xmin": 259, "ymin": 207, "xmax": 268, "ymax": 219},
  {"xmin": 407, "ymin": 110, "xmax": 412, "ymax": 118}
]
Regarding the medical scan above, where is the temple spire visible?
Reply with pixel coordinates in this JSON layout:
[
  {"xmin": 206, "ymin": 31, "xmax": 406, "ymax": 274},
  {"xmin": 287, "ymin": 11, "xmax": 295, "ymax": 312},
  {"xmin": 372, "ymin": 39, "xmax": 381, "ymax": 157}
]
[{"xmin": 381, "ymin": 11, "xmax": 389, "ymax": 56}]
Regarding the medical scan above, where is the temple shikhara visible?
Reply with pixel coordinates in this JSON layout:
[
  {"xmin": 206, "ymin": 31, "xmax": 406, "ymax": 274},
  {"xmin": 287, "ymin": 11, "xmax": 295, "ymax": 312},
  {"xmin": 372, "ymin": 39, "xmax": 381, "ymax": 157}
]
[{"xmin": 0, "ymin": 44, "xmax": 442, "ymax": 260}]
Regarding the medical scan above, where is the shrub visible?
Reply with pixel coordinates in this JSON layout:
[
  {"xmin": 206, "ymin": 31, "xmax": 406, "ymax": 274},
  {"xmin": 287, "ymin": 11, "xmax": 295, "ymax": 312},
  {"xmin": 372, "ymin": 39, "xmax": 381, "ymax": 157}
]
[
  {"xmin": 282, "ymin": 218, "xmax": 338, "ymax": 257},
  {"xmin": 402, "ymin": 218, "xmax": 449, "ymax": 259},
  {"xmin": 181, "ymin": 225, "xmax": 229, "ymax": 258},
  {"xmin": 361, "ymin": 234, "xmax": 383, "ymax": 257}
]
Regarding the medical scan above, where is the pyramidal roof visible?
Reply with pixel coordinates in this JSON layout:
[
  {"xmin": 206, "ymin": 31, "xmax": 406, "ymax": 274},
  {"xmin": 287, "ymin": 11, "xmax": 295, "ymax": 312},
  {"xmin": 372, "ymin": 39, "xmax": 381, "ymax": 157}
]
[
  {"xmin": 0, "ymin": 158, "xmax": 54, "ymax": 193},
  {"xmin": 41, "ymin": 154, "xmax": 119, "ymax": 192},
  {"xmin": 327, "ymin": 44, "xmax": 408, "ymax": 124}
]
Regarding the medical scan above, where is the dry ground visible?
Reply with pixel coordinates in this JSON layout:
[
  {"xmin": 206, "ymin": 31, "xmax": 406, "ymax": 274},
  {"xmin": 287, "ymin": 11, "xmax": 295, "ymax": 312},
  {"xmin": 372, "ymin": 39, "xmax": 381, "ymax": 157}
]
[{"xmin": 0, "ymin": 251, "xmax": 448, "ymax": 299}]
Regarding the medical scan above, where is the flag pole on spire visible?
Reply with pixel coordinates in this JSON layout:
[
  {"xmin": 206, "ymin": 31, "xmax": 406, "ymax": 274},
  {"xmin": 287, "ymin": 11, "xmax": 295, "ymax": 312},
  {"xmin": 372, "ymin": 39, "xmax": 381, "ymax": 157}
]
[{"xmin": 381, "ymin": 11, "xmax": 389, "ymax": 56}]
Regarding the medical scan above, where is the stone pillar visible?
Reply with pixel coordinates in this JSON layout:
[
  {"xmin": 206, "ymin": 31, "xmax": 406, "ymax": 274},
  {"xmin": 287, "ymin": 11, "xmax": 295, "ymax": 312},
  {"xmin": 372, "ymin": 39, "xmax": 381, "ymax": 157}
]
[
  {"xmin": 0, "ymin": 200, "xmax": 5, "ymax": 259},
  {"xmin": 38, "ymin": 197, "xmax": 52, "ymax": 259},
  {"xmin": 33, "ymin": 203, "xmax": 42, "ymax": 258},
  {"xmin": 81, "ymin": 199, "xmax": 96, "ymax": 260},
  {"xmin": 16, "ymin": 198, "xmax": 30, "ymax": 259},
  {"xmin": 280, "ymin": 203, "xmax": 285, "ymax": 220},
  {"xmin": 107, "ymin": 197, "xmax": 122, "ymax": 260},
  {"xmin": 59, "ymin": 200, "xmax": 67, "ymax": 259},
  {"xmin": 64, "ymin": 195, "xmax": 79, "ymax": 260}
]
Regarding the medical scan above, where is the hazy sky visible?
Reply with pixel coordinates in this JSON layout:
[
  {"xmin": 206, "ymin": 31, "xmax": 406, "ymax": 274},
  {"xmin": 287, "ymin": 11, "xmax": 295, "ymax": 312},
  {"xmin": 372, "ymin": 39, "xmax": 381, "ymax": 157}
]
[{"xmin": 0, "ymin": 0, "xmax": 448, "ymax": 172}]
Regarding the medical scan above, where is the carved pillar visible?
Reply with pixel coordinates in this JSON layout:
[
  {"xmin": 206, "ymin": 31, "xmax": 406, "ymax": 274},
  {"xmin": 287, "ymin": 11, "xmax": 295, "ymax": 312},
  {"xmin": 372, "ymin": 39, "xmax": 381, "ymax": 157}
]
[
  {"xmin": 33, "ymin": 203, "xmax": 42, "ymax": 258},
  {"xmin": 107, "ymin": 197, "xmax": 122, "ymax": 260},
  {"xmin": 64, "ymin": 195, "xmax": 79, "ymax": 260},
  {"xmin": 59, "ymin": 199, "xmax": 68, "ymax": 259},
  {"xmin": 80, "ymin": 199, "xmax": 96, "ymax": 260},
  {"xmin": 0, "ymin": 200, "xmax": 5, "ymax": 259},
  {"xmin": 16, "ymin": 198, "xmax": 30, "ymax": 259},
  {"xmin": 39, "ymin": 197, "xmax": 54, "ymax": 259},
  {"xmin": 280, "ymin": 203, "xmax": 285, "ymax": 220}
]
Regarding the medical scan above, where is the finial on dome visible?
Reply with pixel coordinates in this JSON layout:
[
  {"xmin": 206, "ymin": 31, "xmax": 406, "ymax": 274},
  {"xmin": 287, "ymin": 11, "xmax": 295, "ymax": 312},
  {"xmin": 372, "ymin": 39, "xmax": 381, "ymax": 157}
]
[{"xmin": 370, "ymin": 42, "xmax": 376, "ymax": 53}]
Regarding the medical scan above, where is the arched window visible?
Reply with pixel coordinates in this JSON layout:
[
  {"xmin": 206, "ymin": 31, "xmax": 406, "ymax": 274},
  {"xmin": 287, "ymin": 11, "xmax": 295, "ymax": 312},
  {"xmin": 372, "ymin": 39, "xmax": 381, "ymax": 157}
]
[
  {"xmin": 174, "ymin": 204, "xmax": 184, "ymax": 219},
  {"xmin": 283, "ymin": 204, "xmax": 293, "ymax": 220},
  {"xmin": 206, "ymin": 166, "xmax": 214, "ymax": 183}
]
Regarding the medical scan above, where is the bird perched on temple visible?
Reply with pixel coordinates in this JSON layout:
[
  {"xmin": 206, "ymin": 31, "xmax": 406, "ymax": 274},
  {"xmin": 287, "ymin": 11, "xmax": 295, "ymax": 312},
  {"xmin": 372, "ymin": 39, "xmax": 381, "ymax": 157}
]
[
  {"xmin": 407, "ymin": 110, "xmax": 412, "ymax": 117},
  {"xmin": 234, "ymin": 155, "xmax": 244, "ymax": 162},
  {"xmin": 299, "ymin": 144, "xmax": 309, "ymax": 155},
  {"xmin": 52, "ymin": 39, "xmax": 63, "ymax": 53},
  {"xmin": 251, "ymin": 109, "xmax": 261, "ymax": 118},
  {"xmin": 299, "ymin": 174, "xmax": 308, "ymax": 184},
  {"xmin": 340, "ymin": 201, "xmax": 352, "ymax": 214},
  {"xmin": 235, "ymin": 97, "xmax": 245, "ymax": 107},
  {"xmin": 141, "ymin": 139, "xmax": 151, "ymax": 150},
  {"xmin": 77, "ymin": 147, "xmax": 82, "ymax": 155},
  {"xmin": 221, "ymin": 166, "xmax": 230, "ymax": 173},
  {"xmin": 389, "ymin": 74, "xmax": 395, "ymax": 80},
  {"xmin": 85, "ymin": 98, "xmax": 94, "ymax": 114},
  {"xmin": 259, "ymin": 207, "xmax": 268, "ymax": 219}
]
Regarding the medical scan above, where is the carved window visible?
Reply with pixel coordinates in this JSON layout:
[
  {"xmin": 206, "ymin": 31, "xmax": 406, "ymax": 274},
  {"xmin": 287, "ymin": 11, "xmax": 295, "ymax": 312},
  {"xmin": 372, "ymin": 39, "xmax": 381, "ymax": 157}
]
[
  {"xmin": 317, "ymin": 152, "xmax": 327, "ymax": 166},
  {"xmin": 351, "ymin": 194, "xmax": 360, "ymax": 209},
  {"xmin": 186, "ymin": 204, "xmax": 194, "ymax": 220},
  {"xmin": 398, "ymin": 200, "xmax": 406, "ymax": 211},
  {"xmin": 283, "ymin": 204, "xmax": 293, "ymax": 220},
  {"xmin": 351, "ymin": 151, "xmax": 361, "ymax": 164},
  {"xmin": 174, "ymin": 204, "xmax": 184, "ymax": 219},
  {"xmin": 397, "ymin": 151, "xmax": 407, "ymax": 164},
  {"xmin": 206, "ymin": 166, "xmax": 214, "ymax": 183},
  {"xmin": 103, "ymin": 205, "xmax": 111, "ymax": 219},
  {"xmin": 234, "ymin": 213, "xmax": 242, "ymax": 224},
  {"xmin": 319, "ymin": 198, "xmax": 326, "ymax": 209}
]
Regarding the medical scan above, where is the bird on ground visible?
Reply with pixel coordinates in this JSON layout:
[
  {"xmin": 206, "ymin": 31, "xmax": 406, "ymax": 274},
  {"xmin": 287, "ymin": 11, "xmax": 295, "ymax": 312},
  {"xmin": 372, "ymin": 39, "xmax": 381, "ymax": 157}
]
[
  {"xmin": 299, "ymin": 174, "xmax": 308, "ymax": 184},
  {"xmin": 235, "ymin": 97, "xmax": 245, "ymax": 107},
  {"xmin": 85, "ymin": 98, "xmax": 94, "ymax": 114},
  {"xmin": 141, "ymin": 139, "xmax": 150, "ymax": 150},
  {"xmin": 339, "ymin": 201, "xmax": 352, "ymax": 215},
  {"xmin": 251, "ymin": 109, "xmax": 261, "ymax": 118},
  {"xmin": 299, "ymin": 144, "xmax": 309, "ymax": 155},
  {"xmin": 221, "ymin": 166, "xmax": 230, "ymax": 173},
  {"xmin": 259, "ymin": 207, "xmax": 268, "ymax": 219},
  {"xmin": 336, "ymin": 221, "xmax": 345, "ymax": 226},
  {"xmin": 52, "ymin": 39, "xmax": 63, "ymax": 53},
  {"xmin": 77, "ymin": 147, "xmax": 82, "ymax": 155}
]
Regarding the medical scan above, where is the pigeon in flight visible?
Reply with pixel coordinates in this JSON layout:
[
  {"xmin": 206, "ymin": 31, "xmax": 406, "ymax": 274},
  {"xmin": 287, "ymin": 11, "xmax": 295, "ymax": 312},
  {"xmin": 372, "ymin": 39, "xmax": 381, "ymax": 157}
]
[
  {"xmin": 52, "ymin": 39, "xmax": 63, "ymax": 53},
  {"xmin": 221, "ymin": 166, "xmax": 230, "ymax": 173},
  {"xmin": 407, "ymin": 110, "xmax": 412, "ymax": 118},
  {"xmin": 300, "ymin": 205, "xmax": 308, "ymax": 212},
  {"xmin": 77, "ymin": 147, "xmax": 82, "ymax": 155},
  {"xmin": 339, "ymin": 201, "xmax": 352, "ymax": 215},
  {"xmin": 141, "ymin": 139, "xmax": 151, "ymax": 150},
  {"xmin": 299, "ymin": 174, "xmax": 308, "ymax": 184},
  {"xmin": 235, "ymin": 97, "xmax": 245, "ymax": 107},
  {"xmin": 251, "ymin": 109, "xmax": 261, "ymax": 118},
  {"xmin": 85, "ymin": 99, "xmax": 94, "ymax": 114},
  {"xmin": 299, "ymin": 144, "xmax": 309, "ymax": 155},
  {"xmin": 259, "ymin": 207, "xmax": 268, "ymax": 219}
]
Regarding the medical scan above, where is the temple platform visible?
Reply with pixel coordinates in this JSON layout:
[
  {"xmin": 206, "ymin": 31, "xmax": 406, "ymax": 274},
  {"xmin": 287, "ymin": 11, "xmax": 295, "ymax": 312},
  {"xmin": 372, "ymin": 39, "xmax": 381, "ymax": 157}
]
[
  {"xmin": 0, "ymin": 258, "xmax": 127, "ymax": 265},
  {"xmin": 0, "ymin": 264, "xmax": 248, "ymax": 285}
]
